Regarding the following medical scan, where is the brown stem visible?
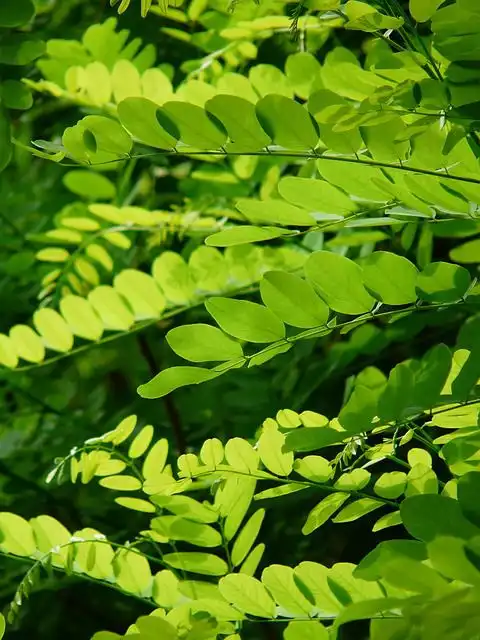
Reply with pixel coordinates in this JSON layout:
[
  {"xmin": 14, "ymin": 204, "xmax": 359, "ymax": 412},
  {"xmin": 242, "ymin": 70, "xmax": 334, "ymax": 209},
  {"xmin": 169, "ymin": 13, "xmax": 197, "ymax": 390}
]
[{"xmin": 137, "ymin": 335, "xmax": 186, "ymax": 454}]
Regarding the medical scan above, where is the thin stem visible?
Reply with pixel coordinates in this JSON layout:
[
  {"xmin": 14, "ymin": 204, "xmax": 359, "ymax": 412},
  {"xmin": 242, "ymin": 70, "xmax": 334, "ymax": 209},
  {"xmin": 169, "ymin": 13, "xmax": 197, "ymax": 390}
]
[
  {"xmin": 411, "ymin": 432, "xmax": 439, "ymax": 455},
  {"xmin": 189, "ymin": 468, "xmax": 398, "ymax": 508},
  {"xmin": 62, "ymin": 149, "xmax": 480, "ymax": 187},
  {"xmin": 387, "ymin": 455, "xmax": 410, "ymax": 470}
]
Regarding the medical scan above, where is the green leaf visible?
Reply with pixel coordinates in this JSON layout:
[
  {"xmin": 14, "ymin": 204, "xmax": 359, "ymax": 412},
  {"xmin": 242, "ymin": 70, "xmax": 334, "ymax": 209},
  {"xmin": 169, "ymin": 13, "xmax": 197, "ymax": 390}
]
[
  {"xmin": 256, "ymin": 95, "xmax": 319, "ymax": 149},
  {"xmin": 354, "ymin": 539, "xmax": 427, "ymax": 581},
  {"xmin": 374, "ymin": 472, "xmax": 407, "ymax": 499},
  {"xmin": 102, "ymin": 415, "xmax": 137, "ymax": 445},
  {"xmin": 99, "ymin": 475, "xmax": 142, "ymax": 491},
  {"xmin": 0, "ymin": 334, "xmax": 18, "ymax": 369},
  {"xmin": 189, "ymin": 246, "xmax": 229, "ymax": 292},
  {"xmin": 152, "ymin": 515, "xmax": 222, "ymax": 547},
  {"xmin": 206, "ymin": 95, "xmax": 271, "ymax": 152},
  {"xmin": 0, "ymin": 613, "xmax": 5, "ymax": 639},
  {"xmin": 361, "ymin": 252, "xmax": 418, "ymax": 305},
  {"xmin": 152, "ymin": 495, "xmax": 218, "ymax": 523},
  {"xmin": 276, "ymin": 409, "xmax": 302, "ymax": 429},
  {"xmin": 250, "ymin": 64, "xmax": 293, "ymax": 98},
  {"xmin": 231, "ymin": 509, "xmax": 265, "ymax": 567},
  {"xmin": 305, "ymin": 251, "xmax": 374, "ymax": 314},
  {"xmin": 95, "ymin": 460, "xmax": 127, "ymax": 476},
  {"xmin": 236, "ymin": 198, "xmax": 316, "ymax": 227},
  {"xmin": 206, "ymin": 226, "xmax": 289, "ymax": 247},
  {"xmin": 285, "ymin": 427, "xmax": 346, "ymax": 453},
  {"xmin": 33, "ymin": 309, "xmax": 74, "ymax": 353},
  {"xmin": 405, "ymin": 464, "xmax": 438, "ymax": 497},
  {"xmin": 161, "ymin": 101, "xmax": 227, "ymax": 149},
  {"xmin": 262, "ymin": 564, "xmax": 314, "ymax": 615},
  {"xmin": 117, "ymin": 97, "xmax": 177, "ymax": 149},
  {"xmin": 167, "ymin": 324, "xmax": 243, "ymax": 363},
  {"xmin": 9, "ymin": 325, "xmax": 45, "ymax": 363},
  {"xmin": 225, "ymin": 438, "xmax": 259, "ymax": 473},
  {"xmin": 293, "ymin": 456, "xmax": 333, "ymax": 482},
  {"xmin": 334, "ymin": 469, "xmax": 371, "ymax": 491},
  {"xmin": 135, "ymin": 617, "xmax": 177, "ymax": 640},
  {"xmin": 248, "ymin": 342, "xmax": 292, "ymax": 367},
  {"xmin": 343, "ymin": 1, "xmax": 404, "ymax": 31},
  {"xmin": 333, "ymin": 597, "xmax": 406, "ymax": 630},
  {"xmin": 115, "ymin": 497, "xmax": 155, "ymax": 513},
  {"xmin": 200, "ymin": 438, "xmax": 224, "ymax": 470},
  {"xmin": 377, "ymin": 360, "xmax": 416, "ymax": 422},
  {"xmin": 332, "ymin": 498, "xmax": 384, "ymax": 523},
  {"xmin": 1, "ymin": 80, "xmax": 33, "ymax": 110},
  {"xmin": 409, "ymin": 0, "xmax": 444, "ymax": 22},
  {"xmin": 63, "ymin": 115, "xmax": 132, "ymax": 163},
  {"xmin": 379, "ymin": 556, "xmax": 449, "ymax": 594},
  {"xmin": 294, "ymin": 561, "xmax": 342, "ymax": 615},
  {"xmin": 63, "ymin": 171, "xmax": 116, "ymax": 200},
  {"xmin": 0, "ymin": 513, "xmax": 36, "ymax": 556},
  {"xmin": 0, "ymin": 36, "xmax": 45, "ymax": 66},
  {"xmin": 152, "ymin": 251, "xmax": 195, "ymax": 306},
  {"xmin": 427, "ymin": 536, "xmax": 480, "ymax": 586},
  {"xmin": 408, "ymin": 449, "xmax": 432, "ymax": 469},
  {"xmin": 240, "ymin": 543, "xmax": 265, "ymax": 576},
  {"xmin": 284, "ymin": 620, "xmax": 328, "ymax": 640},
  {"xmin": 137, "ymin": 366, "xmax": 220, "ymax": 399},
  {"xmin": 458, "ymin": 472, "xmax": 480, "ymax": 528},
  {"xmin": 411, "ymin": 343, "xmax": 452, "ymax": 412},
  {"xmin": 219, "ymin": 574, "xmax": 275, "ymax": 617},
  {"xmin": 128, "ymin": 425, "xmax": 154, "ymax": 459},
  {"xmin": 163, "ymin": 552, "xmax": 228, "ymax": 576},
  {"xmin": 255, "ymin": 483, "xmax": 307, "ymax": 501},
  {"xmin": 278, "ymin": 176, "xmax": 356, "ymax": 217},
  {"xmin": 450, "ymin": 238, "xmax": 480, "ymax": 264},
  {"xmin": 285, "ymin": 51, "xmax": 322, "ymax": 100},
  {"xmin": 260, "ymin": 271, "xmax": 329, "ymax": 329},
  {"xmin": 85, "ymin": 245, "xmax": 113, "ymax": 271},
  {"xmin": 30, "ymin": 515, "xmax": 70, "ymax": 568},
  {"xmin": 113, "ymin": 548, "xmax": 151, "ymax": 595},
  {"xmin": 88, "ymin": 286, "xmax": 135, "ymax": 331},
  {"xmin": 258, "ymin": 426, "xmax": 293, "ymax": 476},
  {"xmin": 0, "ymin": 0, "xmax": 35, "ymax": 27},
  {"xmin": 401, "ymin": 495, "xmax": 480, "ymax": 542},
  {"xmin": 416, "ymin": 262, "xmax": 471, "ymax": 303},
  {"xmin": 302, "ymin": 493, "xmax": 350, "ymax": 534},
  {"xmin": 142, "ymin": 438, "xmax": 168, "ymax": 480},
  {"xmin": 59, "ymin": 296, "xmax": 103, "ymax": 341},
  {"xmin": 372, "ymin": 511, "xmax": 402, "ymax": 532},
  {"xmin": 114, "ymin": 270, "xmax": 165, "ymax": 319},
  {"xmin": 223, "ymin": 477, "xmax": 257, "ymax": 541},
  {"xmin": 205, "ymin": 297, "xmax": 286, "ymax": 343},
  {"xmin": 338, "ymin": 385, "xmax": 379, "ymax": 433},
  {"xmin": 152, "ymin": 571, "xmax": 181, "ymax": 608}
]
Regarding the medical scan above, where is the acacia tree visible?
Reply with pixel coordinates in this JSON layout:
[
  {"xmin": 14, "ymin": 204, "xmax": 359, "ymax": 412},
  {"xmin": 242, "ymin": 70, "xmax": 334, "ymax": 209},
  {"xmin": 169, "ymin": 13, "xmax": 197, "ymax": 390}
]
[{"xmin": 1, "ymin": 0, "xmax": 480, "ymax": 639}]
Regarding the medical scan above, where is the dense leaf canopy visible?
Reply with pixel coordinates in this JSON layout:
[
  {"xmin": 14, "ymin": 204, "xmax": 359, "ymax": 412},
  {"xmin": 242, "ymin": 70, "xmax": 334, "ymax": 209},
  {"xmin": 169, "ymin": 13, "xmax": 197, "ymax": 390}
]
[{"xmin": 1, "ymin": 1, "xmax": 480, "ymax": 639}]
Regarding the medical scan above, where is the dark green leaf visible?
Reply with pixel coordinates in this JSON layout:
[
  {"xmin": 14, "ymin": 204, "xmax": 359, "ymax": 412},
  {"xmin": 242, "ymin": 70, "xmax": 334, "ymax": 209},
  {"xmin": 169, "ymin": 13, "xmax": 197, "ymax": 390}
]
[
  {"xmin": 416, "ymin": 262, "xmax": 471, "ymax": 303},
  {"xmin": 401, "ymin": 495, "xmax": 480, "ymax": 542}
]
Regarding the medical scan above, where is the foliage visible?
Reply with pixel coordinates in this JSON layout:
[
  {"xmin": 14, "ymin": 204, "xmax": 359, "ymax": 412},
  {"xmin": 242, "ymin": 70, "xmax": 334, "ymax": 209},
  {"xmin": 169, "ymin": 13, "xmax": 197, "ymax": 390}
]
[{"xmin": 1, "ymin": 1, "xmax": 480, "ymax": 639}]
